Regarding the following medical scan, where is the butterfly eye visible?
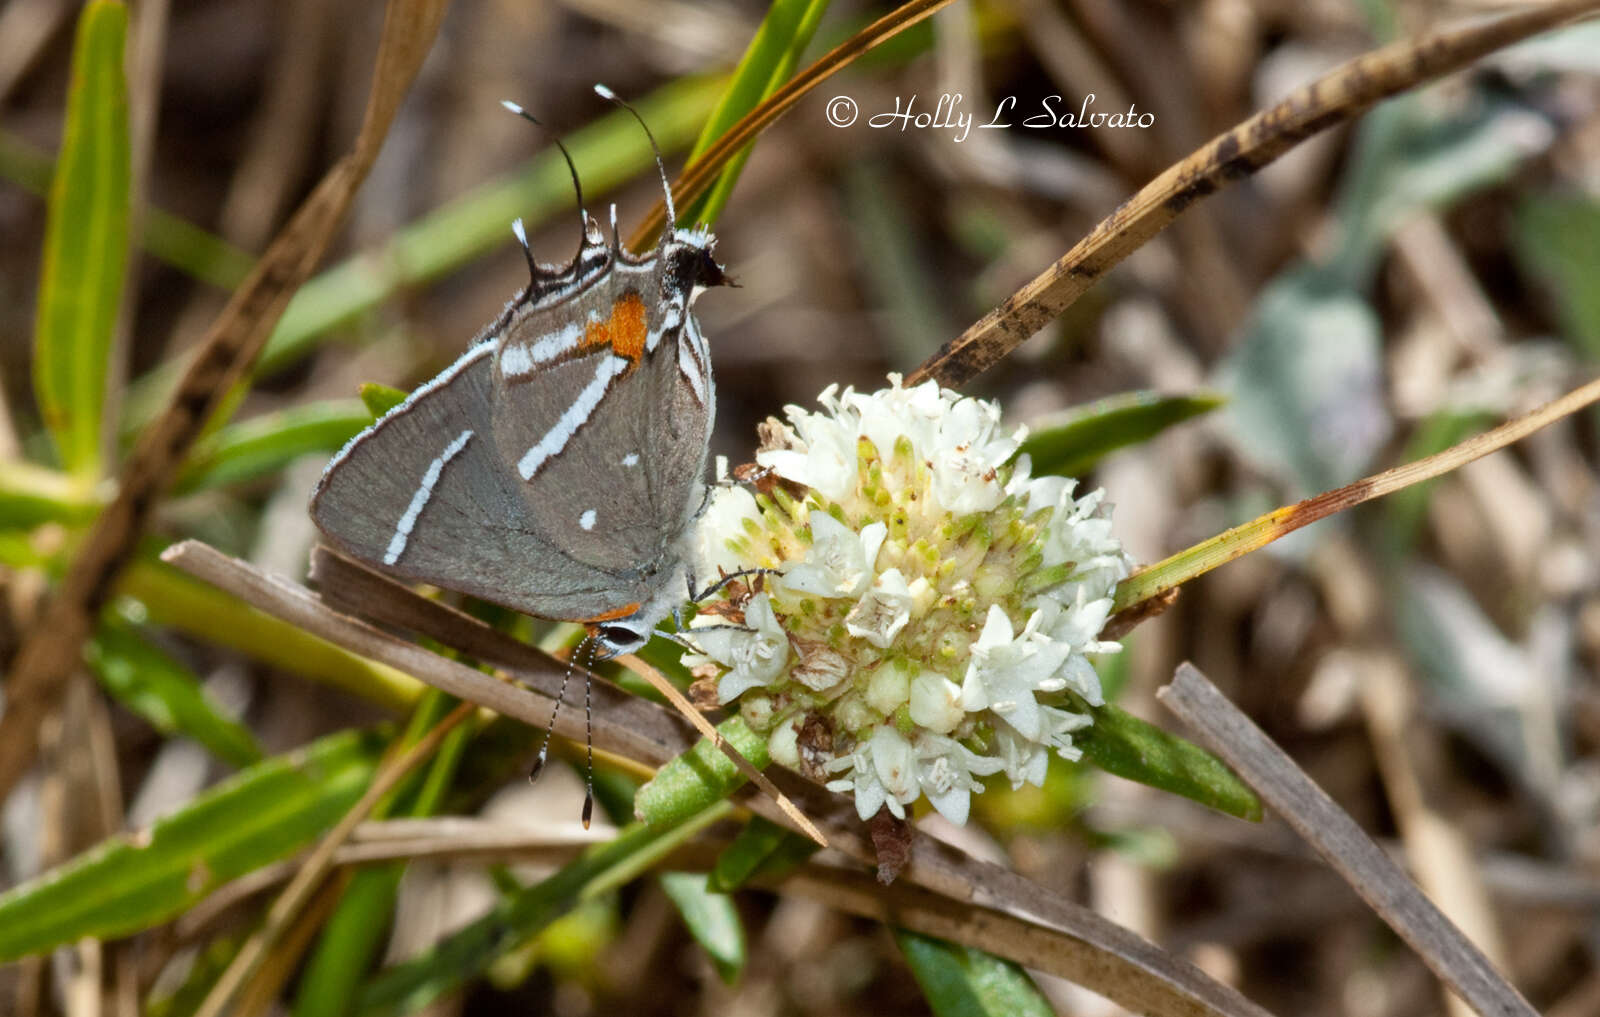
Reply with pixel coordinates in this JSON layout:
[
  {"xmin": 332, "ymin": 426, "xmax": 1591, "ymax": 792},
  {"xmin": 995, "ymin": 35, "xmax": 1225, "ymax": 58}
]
[
  {"xmin": 697, "ymin": 249, "xmax": 730, "ymax": 289},
  {"xmin": 597, "ymin": 624, "xmax": 644, "ymax": 656}
]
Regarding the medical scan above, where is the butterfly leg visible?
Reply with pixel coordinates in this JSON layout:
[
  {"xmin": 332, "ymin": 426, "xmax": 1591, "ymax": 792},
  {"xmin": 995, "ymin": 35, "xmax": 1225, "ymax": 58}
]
[{"xmin": 690, "ymin": 567, "xmax": 784, "ymax": 604}]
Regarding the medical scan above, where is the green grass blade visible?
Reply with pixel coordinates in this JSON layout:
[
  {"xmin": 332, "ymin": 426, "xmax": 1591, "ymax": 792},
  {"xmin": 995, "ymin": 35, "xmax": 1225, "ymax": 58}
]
[
  {"xmin": 294, "ymin": 868, "xmax": 407, "ymax": 1017},
  {"xmin": 359, "ymin": 382, "xmax": 408, "ymax": 418},
  {"xmin": 684, "ymin": 0, "xmax": 831, "ymax": 227},
  {"xmin": 121, "ymin": 556, "xmax": 422, "ymax": 711},
  {"xmin": 1077, "ymin": 703, "xmax": 1262, "ymax": 821},
  {"xmin": 686, "ymin": 1, "xmax": 813, "ymax": 163},
  {"xmin": 0, "ymin": 459, "xmax": 101, "ymax": 527},
  {"xmin": 31, "ymin": 0, "xmax": 131, "ymax": 482},
  {"xmin": 293, "ymin": 693, "xmax": 467, "ymax": 1017},
  {"xmin": 1019, "ymin": 391, "xmax": 1226, "ymax": 479},
  {"xmin": 173, "ymin": 399, "xmax": 371, "ymax": 494},
  {"xmin": 0, "ymin": 728, "xmax": 386, "ymax": 961},
  {"xmin": 708, "ymin": 816, "xmax": 791, "ymax": 892},
  {"xmin": 659, "ymin": 872, "xmax": 746, "ymax": 984},
  {"xmin": 895, "ymin": 930, "xmax": 1055, "ymax": 1017},
  {"xmin": 0, "ymin": 537, "xmax": 421, "ymax": 711},
  {"xmin": 86, "ymin": 610, "xmax": 263, "ymax": 767}
]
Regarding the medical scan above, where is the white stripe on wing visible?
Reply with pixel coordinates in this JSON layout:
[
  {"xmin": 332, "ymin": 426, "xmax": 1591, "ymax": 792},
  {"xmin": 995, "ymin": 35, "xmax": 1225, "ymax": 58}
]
[
  {"xmin": 517, "ymin": 354, "xmax": 630, "ymax": 480},
  {"xmin": 384, "ymin": 428, "xmax": 476, "ymax": 565}
]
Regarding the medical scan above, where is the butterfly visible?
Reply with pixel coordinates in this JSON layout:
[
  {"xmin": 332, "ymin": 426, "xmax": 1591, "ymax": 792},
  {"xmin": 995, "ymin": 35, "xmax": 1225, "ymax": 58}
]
[{"xmin": 312, "ymin": 88, "xmax": 730, "ymax": 660}]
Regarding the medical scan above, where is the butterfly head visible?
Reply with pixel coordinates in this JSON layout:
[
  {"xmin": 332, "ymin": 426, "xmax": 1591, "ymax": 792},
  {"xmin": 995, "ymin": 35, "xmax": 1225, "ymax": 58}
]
[{"xmin": 663, "ymin": 225, "xmax": 733, "ymax": 301}]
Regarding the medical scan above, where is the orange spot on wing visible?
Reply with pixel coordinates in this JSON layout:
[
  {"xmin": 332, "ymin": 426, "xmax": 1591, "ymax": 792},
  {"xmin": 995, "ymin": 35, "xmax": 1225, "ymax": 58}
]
[
  {"xmin": 579, "ymin": 292, "xmax": 648, "ymax": 363},
  {"xmin": 577, "ymin": 601, "xmax": 642, "ymax": 624}
]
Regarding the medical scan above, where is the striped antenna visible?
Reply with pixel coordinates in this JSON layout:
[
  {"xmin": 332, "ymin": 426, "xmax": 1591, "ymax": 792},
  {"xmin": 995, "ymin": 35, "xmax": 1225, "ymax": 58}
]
[
  {"xmin": 501, "ymin": 99, "xmax": 588, "ymax": 267},
  {"xmin": 594, "ymin": 84, "xmax": 676, "ymax": 235}
]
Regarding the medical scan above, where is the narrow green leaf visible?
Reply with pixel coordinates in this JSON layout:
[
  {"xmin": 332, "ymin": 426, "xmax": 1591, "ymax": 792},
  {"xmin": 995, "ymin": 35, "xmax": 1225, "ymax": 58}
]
[
  {"xmin": 659, "ymin": 872, "xmax": 746, "ymax": 984},
  {"xmin": 633, "ymin": 716, "xmax": 769, "ymax": 829},
  {"xmin": 686, "ymin": 1, "xmax": 813, "ymax": 164},
  {"xmin": 708, "ymin": 816, "xmax": 790, "ymax": 892},
  {"xmin": 121, "ymin": 557, "xmax": 423, "ymax": 712},
  {"xmin": 0, "ymin": 531, "xmax": 51, "ymax": 569},
  {"xmin": 31, "ymin": 0, "xmax": 131, "ymax": 481},
  {"xmin": 684, "ymin": 0, "xmax": 830, "ymax": 227},
  {"xmin": 746, "ymin": 827, "xmax": 823, "ymax": 883},
  {"xmin": 1020, "ymin": 391, "xmax": 1224, "ymax": 478},
  {"xmin": 895, "ymin": 930, "xmax": 1054, "ymax": 1017},
  {"xmin": 0, "ymin": 459, "xmax": 101, "ymax": 528},
  {"xmin": 1513, "ymin": 193, "xmax": 1600, "ymax": 360},
  {"xmin": 174, "ymin": 400, "xmax": 370, "ymax": 494},
  {"xmin": 294, "ymin": 692, "xmax": 468, "ymax": 1017},
  {"xmin": 1077, "ymin": 704, "xmax": 1262, "ymax": 821},
  {"xmin": 359, "ymin": 382, "xmax": 408, "ymax": 419},
  {"xmin": 292, "ymin": 868, "xmax": 405, "ymax": 1017},
  {"xmin": 0, "ymin": 729, "xmax": 386, "ymax": 961},
  {"xmin": 85, "ymin": 611, "xmax": 263, "ymax": 767}
]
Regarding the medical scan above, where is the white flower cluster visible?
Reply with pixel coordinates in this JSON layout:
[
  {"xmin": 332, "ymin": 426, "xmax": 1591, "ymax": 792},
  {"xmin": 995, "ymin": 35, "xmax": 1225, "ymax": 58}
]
[{"xmin": 684, "ymin": 377, "xmax": 1130, "ymax": 826}]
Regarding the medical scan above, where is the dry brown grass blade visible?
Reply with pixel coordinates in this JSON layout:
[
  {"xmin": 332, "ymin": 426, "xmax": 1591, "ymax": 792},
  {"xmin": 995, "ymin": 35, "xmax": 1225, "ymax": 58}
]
[
  {"xmin": 773, "ymin": 865, "xmax": 1280, "ymax": 1017},
  {"xmin": 625, "ymin": 0, "xmax": 956, "ymax": 250},
  {"xmin": 177, "ymin": 815, "xmax": 1280, "ymax": 1016},
  {"xmin": 1158, "ymin": 663, "xmax": 1538, "ymax": 1017},
  {"xmin": 0, "ymin": 0, "xmax": 448, "ymax": 806},
  {"xmin": 315, "ymin": 546, "xmax": 815, "ymax": 849},
  {"xmin": 303, "ymin": 544, "xmax": 697, "ymax": 766},
  {"xmin": 1112, "ymin": 373, "xmax": 1600, "ymax": 613},
  {"xmin": 193, "ymin": 700, "xmax": 475, "ymax": 1017},
  {"xmin": 166, "ymin": 540, "xmax": 1272, "ymax": 1017},
  {"xmin": 744, "ymin": 768, "xmax": 1277, "ymax": 1017},
  {"xmin": 909, "ymin": 0, "xmax": 1600, "ymax": 388}
]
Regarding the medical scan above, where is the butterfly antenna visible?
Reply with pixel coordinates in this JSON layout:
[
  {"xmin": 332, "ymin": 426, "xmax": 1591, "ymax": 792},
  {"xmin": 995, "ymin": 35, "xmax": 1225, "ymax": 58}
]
[
  {"xmin": 509, "ymin": 218, "xmax": 537, "ymax": 281},
  {"xmin": 593, "ymin": 84, "xmax": 676, "ymax": 234},
  {"xmin": 501, "ymin": 99, "xmax": 588, "ymax": 267},
  {"xmin": 582, "ymin": 638, "xmax": 597, "ymax": 829},
  {"xmin": 530, "ymin": 633, "xmax": 584, "ymax": 784}
]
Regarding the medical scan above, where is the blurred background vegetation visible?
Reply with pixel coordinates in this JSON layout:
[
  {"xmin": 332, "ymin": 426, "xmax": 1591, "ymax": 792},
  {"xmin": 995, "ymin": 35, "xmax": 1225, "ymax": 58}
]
[{"xmin": 1, "ymin": 0, "xmax": 1598, "ymax": 1015}]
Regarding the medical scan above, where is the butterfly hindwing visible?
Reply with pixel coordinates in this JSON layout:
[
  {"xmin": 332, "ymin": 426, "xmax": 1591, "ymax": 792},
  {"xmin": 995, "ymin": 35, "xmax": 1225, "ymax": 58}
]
[{"xmin": 310, "ymin": 341, "xmax": 653, "ymax": 621}]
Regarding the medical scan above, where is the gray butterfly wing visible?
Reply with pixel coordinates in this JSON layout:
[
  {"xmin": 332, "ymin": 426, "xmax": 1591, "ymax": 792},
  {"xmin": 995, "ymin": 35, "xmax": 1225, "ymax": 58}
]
[
  {"xmin": 490, "ymin": 259, "xmax": 713, "ymax": 584},
  {"xmin": 309, "ymin": 342, "xmax": 653, "ymax": 621}
]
